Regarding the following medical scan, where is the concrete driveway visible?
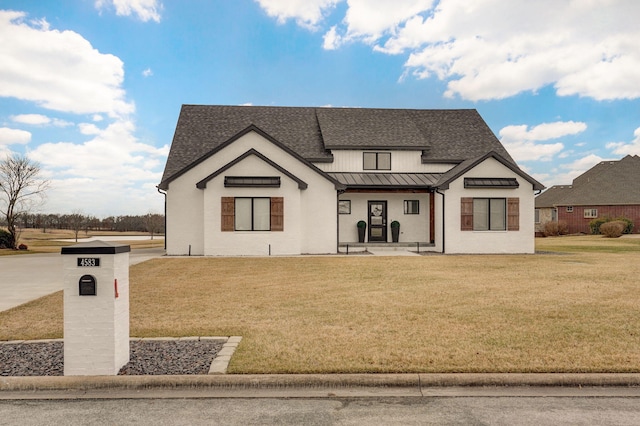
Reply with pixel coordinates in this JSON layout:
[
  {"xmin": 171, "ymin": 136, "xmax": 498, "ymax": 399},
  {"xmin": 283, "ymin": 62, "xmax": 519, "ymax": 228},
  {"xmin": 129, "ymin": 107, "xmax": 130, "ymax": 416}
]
[{"xmin": 0, "ymin": 248, "xmax": 164, "ymax": 312}]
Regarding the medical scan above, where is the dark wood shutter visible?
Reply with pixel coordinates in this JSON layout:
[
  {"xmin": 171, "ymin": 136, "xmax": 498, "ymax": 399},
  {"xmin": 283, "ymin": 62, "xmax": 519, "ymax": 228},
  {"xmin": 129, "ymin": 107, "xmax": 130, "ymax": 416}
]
[
  {"xmin": 221, "ymin": 197, "xmax": 235, "ymax": 231},
  {"xmin": 507, "ymin": 198, "xmax": 519, "ymax": 231},
  {"xmin": 461, "ymin": 197, "xmax": 473, "ymax": 231},
  {"xmin": 271, "ymin": 197, "xmax": 284, "ymax": 231}
]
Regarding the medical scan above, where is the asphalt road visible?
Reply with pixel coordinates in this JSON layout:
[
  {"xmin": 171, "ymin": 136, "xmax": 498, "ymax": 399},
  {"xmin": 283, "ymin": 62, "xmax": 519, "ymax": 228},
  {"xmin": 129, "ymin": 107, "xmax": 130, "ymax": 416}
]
[
  {"xmin": 0, "ymin": 248, "xmax": 164, "ymax": 312},
  {"xmin": 1, "ymin": 393, "xmax": 640, "ymax": 425}
]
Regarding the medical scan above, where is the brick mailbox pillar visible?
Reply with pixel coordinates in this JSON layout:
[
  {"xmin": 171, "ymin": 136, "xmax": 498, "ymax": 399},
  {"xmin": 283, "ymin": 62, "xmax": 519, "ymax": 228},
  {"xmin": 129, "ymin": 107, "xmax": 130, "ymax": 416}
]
[{"xmin": 61, "ymin": 241, "xmax": 130, "ymax": 376}]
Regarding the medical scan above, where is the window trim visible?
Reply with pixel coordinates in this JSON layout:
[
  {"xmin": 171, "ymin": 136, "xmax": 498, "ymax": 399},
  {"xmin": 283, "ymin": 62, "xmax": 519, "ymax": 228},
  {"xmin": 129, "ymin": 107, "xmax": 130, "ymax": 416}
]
[
  {"xmin": 338, "ymin": 200, "xmax": 351, "ymax": 214},
  {"xmin": 404, "ymin": 200, "xmax": 420, "ymax": 214},
  {"xmin": 235, "ymin": 197, "xmax": 271, "ymax": 231},
  {"xmin": 363, "ymin": 152, "xmax": 391, "ymax": 171},
  {"xmin": 221, "ymin": 197, "xmax": 284, "ymax": 232},
  {"xmin": 584, "ymin": 208, "xmax": 598, "ymax": 219},
  {"xmin": 461, "ymin": 197, "xmax": 519, "ymax": 232}
]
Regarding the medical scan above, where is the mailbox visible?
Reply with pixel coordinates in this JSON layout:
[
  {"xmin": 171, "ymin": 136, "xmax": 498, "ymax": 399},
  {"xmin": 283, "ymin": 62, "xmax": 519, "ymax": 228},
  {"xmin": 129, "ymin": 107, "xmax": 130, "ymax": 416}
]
[{"xmin": 78, "ymin": 274, "xmax": 97, "ymax": 296}]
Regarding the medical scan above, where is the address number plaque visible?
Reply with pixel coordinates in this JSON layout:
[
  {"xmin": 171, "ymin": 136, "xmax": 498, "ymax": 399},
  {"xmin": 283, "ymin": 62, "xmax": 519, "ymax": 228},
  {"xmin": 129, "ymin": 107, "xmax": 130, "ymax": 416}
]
[{"xmin": 77, "ymin": 257, "xmax": 101, "ymax": 267}]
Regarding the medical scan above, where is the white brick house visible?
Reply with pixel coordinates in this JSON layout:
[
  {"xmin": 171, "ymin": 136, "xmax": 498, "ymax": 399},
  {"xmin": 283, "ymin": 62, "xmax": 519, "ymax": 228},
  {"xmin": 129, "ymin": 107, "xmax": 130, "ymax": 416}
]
[{"xmin": 158, "ymin": 105, "xmax": 544, "ymax": 255}]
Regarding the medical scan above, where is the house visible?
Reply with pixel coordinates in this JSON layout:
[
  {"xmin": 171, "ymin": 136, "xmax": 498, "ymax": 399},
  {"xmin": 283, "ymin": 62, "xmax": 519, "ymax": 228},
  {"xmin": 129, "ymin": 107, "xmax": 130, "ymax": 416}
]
[
  {"xmin": 535, "ymin": 155, "xmax": 640, "ymax": 235},
  {"xmin": 158, "ymin": 105, "xmax": 544, "ymax": 255}
]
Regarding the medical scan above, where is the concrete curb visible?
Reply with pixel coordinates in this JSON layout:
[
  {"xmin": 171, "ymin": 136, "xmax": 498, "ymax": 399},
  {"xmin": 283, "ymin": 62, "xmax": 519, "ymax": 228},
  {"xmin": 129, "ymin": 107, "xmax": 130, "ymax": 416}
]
[{"xmin": 2, "ymin": 373, "xmax": 640, "ymax": 393}]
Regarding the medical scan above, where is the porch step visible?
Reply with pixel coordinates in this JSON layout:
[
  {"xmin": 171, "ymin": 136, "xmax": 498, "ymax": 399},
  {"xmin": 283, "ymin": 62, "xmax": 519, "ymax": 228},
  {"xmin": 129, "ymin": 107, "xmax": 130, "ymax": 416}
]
[{"xmin": 338, "ymin": 242, "xmax": 435, "ymax": 255}]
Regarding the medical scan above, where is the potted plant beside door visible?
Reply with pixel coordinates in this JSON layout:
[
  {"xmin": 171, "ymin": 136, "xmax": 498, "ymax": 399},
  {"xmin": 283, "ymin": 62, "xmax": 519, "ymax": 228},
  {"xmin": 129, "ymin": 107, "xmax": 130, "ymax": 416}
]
[
  {"xmin": 391, "ymin": 220, "xmax": 400, "ymax": 243},
  {"xmin": 357, "ymin": 220, "xmax": 366, "ymax": 243}
]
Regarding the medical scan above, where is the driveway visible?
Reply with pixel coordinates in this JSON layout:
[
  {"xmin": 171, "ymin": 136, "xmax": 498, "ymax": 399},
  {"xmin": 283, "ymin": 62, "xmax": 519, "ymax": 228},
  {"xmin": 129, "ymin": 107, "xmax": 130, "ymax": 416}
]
[{"xmin": 0, "ymin": 248, "xmax": 164, "ymax": 312}]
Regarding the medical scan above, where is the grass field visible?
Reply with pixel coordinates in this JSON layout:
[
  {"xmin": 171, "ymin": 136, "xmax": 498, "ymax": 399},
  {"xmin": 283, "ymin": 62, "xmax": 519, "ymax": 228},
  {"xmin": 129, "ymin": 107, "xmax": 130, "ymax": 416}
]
[
  {"xmin": 0, "ymin": 228, "xmax": 164, "ymax": 255},
  {"xmin": 1, "ymin": 235, "xmax": 639, "ymax": 373}
]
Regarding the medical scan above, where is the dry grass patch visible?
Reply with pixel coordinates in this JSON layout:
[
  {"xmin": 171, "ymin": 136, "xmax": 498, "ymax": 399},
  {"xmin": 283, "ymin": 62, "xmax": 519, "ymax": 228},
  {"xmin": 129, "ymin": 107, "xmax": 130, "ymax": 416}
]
[
  {"xmin": 0, "ymin": 228, "xmax": 164, "ymax": 255},
  {"xmin": 2, "ymin": 245, "xmax": 639, "ymax": 373}
]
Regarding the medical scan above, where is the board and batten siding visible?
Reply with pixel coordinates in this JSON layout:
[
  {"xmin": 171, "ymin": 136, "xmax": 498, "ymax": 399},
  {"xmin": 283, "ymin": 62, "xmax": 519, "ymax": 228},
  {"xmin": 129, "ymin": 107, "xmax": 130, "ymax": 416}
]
[{"xmin": 315, "ymin": 150, "xmax": 456, "ymax": 173}]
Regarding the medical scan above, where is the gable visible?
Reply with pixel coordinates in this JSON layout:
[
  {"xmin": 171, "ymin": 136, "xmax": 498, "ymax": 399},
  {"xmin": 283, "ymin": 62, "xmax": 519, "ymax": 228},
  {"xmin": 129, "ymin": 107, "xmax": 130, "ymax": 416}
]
[{"xmin": 436, "ymin": 151, "xmax": 544, "ymax": 191}]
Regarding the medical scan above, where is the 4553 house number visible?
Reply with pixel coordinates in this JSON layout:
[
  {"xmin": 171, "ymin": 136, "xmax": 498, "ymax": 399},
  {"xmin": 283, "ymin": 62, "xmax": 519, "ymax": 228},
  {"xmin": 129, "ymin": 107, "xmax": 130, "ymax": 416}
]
[{"xmin": 77, "ymin": 258, "xmax": 101, "ymax": 267}]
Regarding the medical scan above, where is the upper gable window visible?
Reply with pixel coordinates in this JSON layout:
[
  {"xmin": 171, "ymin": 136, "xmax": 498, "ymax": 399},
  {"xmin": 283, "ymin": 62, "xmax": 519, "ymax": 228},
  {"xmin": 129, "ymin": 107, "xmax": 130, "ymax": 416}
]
[{"xmin": 363, "ymin": 152, "xmax": 391, "ymax": 170}]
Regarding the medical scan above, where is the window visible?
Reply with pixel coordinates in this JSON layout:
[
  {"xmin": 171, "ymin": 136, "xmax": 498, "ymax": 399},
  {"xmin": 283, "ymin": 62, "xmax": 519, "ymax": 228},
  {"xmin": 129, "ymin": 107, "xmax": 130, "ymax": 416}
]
[
  {"xmin": 473, "ymin": 198, "xmax": 506, "ymax": 231},
  {"xmin": 363, "ymin": 152, "xmax": 391, "ymax": 170},
  {"xmin": 461, "ymin": 197, "xmax": 519, "ymax": 231},
  {"xmin": 404, "ymin": 200, "xmax": 419, "ymax": 214},
  {"xmin": 339, "ymin": 200, "xmax": 351, "ymax": 214},
  {"xmin": 235, "ymin": 198, "xmax": 270, "ymax": 231},
  {"xmin": 535, "ymin": 209, "xmax": 540, "ymax": 224},
  {"xmin": 566, "ymin": 206, "xmax": 574, "ymax": 213},
  {"xmin": 221, "ymin": 197, "xmax": 283, "ymax": 232},
  {"xmin": 584, "ymin": 208, "xmax": 598, "ymax": 218}
]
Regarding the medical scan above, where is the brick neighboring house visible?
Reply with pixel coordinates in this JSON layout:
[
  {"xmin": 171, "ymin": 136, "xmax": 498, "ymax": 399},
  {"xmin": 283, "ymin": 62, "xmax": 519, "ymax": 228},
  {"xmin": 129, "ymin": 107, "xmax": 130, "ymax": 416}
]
[{"xmin": 535, "ymin": 155, "xmax": 640, "ymax": 235}]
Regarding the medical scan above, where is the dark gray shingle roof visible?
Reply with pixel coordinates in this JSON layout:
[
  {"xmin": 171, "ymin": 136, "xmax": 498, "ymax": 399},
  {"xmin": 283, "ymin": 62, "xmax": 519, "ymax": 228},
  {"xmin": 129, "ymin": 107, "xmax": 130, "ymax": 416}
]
[
  {"xmin": 558, "ymin": 155, "xmax": 640, "ymax": 205},
  {"xmin": 160, "ymin": 105, "xmax": 516, "ymax": 188},
  {"xmin": 535, "ymin": 155, "xmax": 640, "ymax": 207}
]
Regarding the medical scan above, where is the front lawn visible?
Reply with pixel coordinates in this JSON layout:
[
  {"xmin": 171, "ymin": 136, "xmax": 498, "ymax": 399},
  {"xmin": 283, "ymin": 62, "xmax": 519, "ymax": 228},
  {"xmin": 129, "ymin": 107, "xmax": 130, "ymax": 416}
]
[{"xmin": 1, "ymin": 235, "xmax": 639, "ymax": 373}]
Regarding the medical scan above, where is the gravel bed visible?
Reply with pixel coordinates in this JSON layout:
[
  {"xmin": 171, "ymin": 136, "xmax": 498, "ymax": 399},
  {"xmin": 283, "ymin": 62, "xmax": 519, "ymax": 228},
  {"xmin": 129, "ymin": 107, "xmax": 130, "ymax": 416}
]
[{"xmin": 0, "ymin": 340, "xmax": 226, "ymax": 376}]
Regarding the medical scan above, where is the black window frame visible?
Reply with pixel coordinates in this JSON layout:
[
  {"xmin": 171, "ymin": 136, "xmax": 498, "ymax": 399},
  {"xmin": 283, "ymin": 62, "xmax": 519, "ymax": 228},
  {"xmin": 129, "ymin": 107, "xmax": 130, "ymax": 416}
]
[
  {"xmin": 234, "ymin": 197, "xmax": 271, "ymax": 231},
  {"xmin": 404, "ymin": 200, "xmax": 420, "ymax": 214},
  {"xmin": 363, "ymin": 152, "xmax": 391, "ymax": 170},
  {"xmin": 224, "ymin": 176, "xmax": 280, "ymax": 188},
  {"xmin": 473, "ymin": 197, "xmax": 506, "ymax": 231}
]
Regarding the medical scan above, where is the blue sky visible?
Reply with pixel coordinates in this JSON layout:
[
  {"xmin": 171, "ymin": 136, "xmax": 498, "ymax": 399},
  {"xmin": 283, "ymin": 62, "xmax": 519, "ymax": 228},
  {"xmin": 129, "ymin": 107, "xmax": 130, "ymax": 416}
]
[{"xmin": 1, "ymin": 0, "xmax": 639, "ymax": 216}]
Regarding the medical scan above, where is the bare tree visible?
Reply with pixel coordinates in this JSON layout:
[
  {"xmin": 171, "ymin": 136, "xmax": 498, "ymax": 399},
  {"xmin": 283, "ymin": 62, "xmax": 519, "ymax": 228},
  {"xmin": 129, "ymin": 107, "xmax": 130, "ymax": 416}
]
[
  {"xmin": 0, "ymin": 155, "xmax": 49, "ymax": 249},
  {"xmin": 143, "ymin": 213, "xmax": 164, "ymax": 240},
  {"xmin": 68, "ymin": 210, "xmax": 86, "ymax": 242}
]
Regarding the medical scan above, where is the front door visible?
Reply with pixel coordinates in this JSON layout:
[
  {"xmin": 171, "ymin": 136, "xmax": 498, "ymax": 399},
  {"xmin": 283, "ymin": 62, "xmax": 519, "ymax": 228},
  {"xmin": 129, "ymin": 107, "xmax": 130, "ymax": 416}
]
[{"xmin": 368, "ymin": 201, "xmax": 387, "ymax": 242}]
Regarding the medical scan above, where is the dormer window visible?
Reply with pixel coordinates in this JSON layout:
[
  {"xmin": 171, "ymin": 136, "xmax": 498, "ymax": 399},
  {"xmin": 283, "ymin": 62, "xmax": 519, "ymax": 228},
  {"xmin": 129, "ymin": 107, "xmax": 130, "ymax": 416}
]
[{"xmin": 363, "ymin": 152, "xmax": 391, "ymax": 170}]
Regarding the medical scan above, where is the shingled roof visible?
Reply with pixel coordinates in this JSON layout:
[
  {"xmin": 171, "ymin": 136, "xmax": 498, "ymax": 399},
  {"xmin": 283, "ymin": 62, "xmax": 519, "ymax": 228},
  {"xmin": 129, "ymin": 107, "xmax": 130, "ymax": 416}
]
[
  {"xmin": 535, "ymin": 155, "xmax": 640, "ymax": 207},
  {"xmin": 160, "ymin": 105, "xmax": 515, "ymax": 188}
]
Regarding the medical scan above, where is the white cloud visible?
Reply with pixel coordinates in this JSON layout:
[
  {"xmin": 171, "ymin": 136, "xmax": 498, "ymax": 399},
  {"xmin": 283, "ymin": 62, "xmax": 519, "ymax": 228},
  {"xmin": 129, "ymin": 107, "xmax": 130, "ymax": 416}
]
[
  {"xmin": 0, "ymin": 11, "xmax": 133, "ymax": 117},
  {"xmin": 260, "ymin": 0, "xmax": 640, "ymax": 101},
  {"xmin": 10, "ymin": 114, "xmax": 50, "ymax": 125},
  {"xmin": 0, "ymin": 11, "xmax": 166, "ymax": 215},
  {"xmin": 10, "ymin": 113, "xmax": 73, "ymax": 127},
  {"xmin": 0, "ymin": 127, "xmax": 31, "ymax": 145},
  {"xmin": 78, "ymin": 123, "xmax": 101, "ymax": 135},
  {"xmin": 29, "ymin": 120, "xmax": 169, "ymax": 215},
  {"xmin": 499, "ymin": 121, "xmax": 586, "ymax": 162},
  {"xmin": 606, "ymin": 127, "xmax": 640, "ymax": 155},
  {"xmin": 254, "ymin": 0, "xmax": 341, "ymax": 29},
  {"xmin": 95, "ymin": 0, "xmax": 162, "ymax": 23},
  {"xmin": 142, "ymin": 68, "xmax": 153, "ymax": 77}
]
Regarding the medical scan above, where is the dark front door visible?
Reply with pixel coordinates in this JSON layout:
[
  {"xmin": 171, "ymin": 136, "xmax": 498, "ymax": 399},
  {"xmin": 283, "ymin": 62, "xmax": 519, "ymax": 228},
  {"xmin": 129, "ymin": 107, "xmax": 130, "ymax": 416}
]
[{"xmin": 368, "ymin": 201, "xmax": 387, "ymax": 242}]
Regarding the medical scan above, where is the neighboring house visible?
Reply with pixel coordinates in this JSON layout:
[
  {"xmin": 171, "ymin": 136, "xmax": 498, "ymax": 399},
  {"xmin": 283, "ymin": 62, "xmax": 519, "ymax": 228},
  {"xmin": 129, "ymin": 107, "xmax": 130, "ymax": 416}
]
[
  {"xmin": 158, "ymin": 105, "xmax": 544, "ymax": 255},
  {"xmin": 535, "ymin": 155, "xmax": 640, "ymax": 235}
]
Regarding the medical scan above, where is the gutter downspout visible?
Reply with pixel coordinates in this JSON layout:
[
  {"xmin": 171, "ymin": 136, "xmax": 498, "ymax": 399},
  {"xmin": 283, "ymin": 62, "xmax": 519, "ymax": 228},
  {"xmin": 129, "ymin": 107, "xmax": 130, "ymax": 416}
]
[
  {"xmin": 435, "ymin": 188, "xmax": 445, "ymax": 254},
  {"xmin": 157, "ymin": 187, "xmax": 167, "ymax": 250}
]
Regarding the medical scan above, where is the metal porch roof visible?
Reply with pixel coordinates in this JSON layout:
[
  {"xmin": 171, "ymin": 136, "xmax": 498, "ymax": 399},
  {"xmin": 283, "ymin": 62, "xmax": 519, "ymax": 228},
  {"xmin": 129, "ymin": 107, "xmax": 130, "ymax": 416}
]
[{"xmin": 327, "ymin": 172, "xmax": 441, "ymax": 188}]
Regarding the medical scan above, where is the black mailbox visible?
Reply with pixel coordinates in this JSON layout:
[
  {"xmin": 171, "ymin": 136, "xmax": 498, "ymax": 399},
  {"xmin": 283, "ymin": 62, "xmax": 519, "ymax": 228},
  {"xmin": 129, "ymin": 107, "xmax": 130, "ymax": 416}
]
[{"xmin": 79, "ymin": 275, "xmax": 97, "ymax": 296}]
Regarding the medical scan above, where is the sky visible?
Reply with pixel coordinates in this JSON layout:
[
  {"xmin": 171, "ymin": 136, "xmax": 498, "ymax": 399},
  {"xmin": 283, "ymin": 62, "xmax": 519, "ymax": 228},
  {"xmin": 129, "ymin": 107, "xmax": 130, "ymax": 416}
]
[{"xmin": 1, "ymin": 0, "xmax": 639, "ymax": 217}]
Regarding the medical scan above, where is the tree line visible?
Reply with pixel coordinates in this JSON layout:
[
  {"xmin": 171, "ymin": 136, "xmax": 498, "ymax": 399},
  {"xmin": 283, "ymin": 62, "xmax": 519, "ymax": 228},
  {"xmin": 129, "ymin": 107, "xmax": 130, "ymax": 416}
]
[{"xmin": 2, "ymin": 212, "xmax": 165, "ymax": 235}]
